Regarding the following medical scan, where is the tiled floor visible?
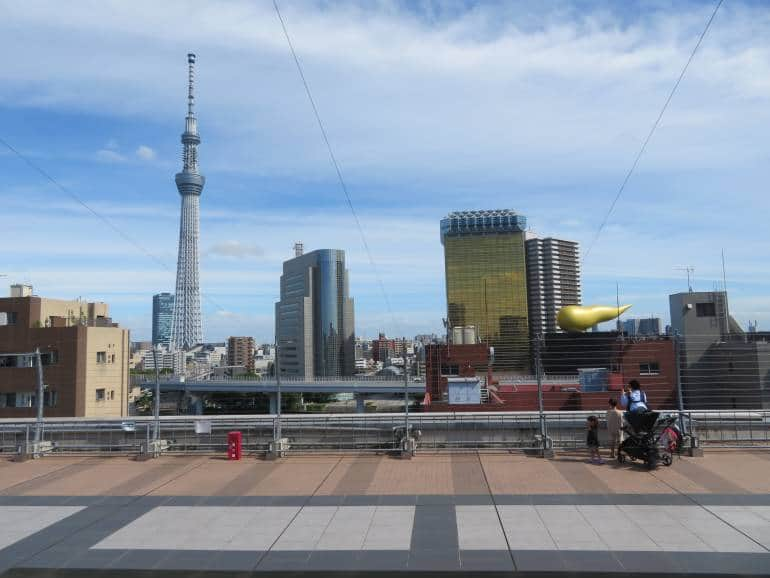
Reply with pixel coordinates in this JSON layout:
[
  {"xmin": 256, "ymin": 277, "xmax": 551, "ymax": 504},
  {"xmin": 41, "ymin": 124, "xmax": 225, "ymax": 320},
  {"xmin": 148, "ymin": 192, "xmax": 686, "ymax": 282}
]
[{"xmin": 1, "ymin": 451, "xmax": 770, "ymax": 574}]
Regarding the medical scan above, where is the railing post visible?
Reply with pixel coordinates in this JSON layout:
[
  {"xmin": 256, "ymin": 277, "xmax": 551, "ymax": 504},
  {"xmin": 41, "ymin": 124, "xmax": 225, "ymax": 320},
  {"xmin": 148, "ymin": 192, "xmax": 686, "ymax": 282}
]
[
  {"xmin": 674, "ymin": 332, "xmax": 686, "ymax": 432},
  {"xmin": 534, "ymin": 334, "xmax": 551, "ymax": 457},
  {"xmin": 152, "ymin": 346, "xmax": 161, "ymax": 442},
  {"xmin": 268, "ymin": 342, "xmax": 287, "ymax": 459},
  {"xmin": 401, "ymin": 338, "xmax": 415, "ymax": 458},
  {"xmin": 34, "ymin": 348, "xmax": 45, "ymax": 445}
]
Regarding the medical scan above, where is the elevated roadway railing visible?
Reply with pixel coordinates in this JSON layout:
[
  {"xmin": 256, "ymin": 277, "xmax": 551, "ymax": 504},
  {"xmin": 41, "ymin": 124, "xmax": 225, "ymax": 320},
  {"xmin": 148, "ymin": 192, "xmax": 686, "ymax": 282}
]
[
  {"xmin": 131, "ymin": 375, "xmax": 426, "ymax": 395},
  {"xmin": 1, "ymin": 410, "xmax": 769, "ymax": 455}
]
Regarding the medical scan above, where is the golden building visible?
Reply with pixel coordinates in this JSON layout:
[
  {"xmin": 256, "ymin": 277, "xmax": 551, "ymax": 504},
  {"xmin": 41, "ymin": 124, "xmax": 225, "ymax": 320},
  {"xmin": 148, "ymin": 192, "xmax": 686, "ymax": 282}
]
[
  {"xmin": 0, "ymin": 289, "xmax": 129, "ymax": 418},
  {"xmin": 441, "ymin": 210, "xmax": 530, "ymax": 372}
]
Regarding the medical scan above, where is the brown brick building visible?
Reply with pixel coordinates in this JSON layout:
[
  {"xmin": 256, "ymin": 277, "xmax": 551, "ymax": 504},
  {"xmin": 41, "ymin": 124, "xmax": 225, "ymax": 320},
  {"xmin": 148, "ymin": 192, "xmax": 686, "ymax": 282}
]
[
  {"xmin": 227, "ymin": 336, "xmax": 255, "ymax": 373},
  {"xmin": 0, "ymin": 292, "xmax": 129, "ymax": 418}
]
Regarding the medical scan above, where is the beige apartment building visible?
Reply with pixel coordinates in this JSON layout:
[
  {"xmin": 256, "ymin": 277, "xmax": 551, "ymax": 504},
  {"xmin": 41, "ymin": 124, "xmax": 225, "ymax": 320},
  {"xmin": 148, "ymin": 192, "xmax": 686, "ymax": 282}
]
[{"xmin": 0, "ymin": 287, "xmax": 129, "ymax": 418}]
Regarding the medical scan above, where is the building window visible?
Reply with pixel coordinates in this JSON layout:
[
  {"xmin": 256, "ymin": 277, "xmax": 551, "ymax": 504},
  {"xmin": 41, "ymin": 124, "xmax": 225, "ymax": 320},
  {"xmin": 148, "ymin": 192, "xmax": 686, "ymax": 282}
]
[
  {"xmin": 42, "ymin": 350, "xmax": 59, "ymax": 365},
  {"xmin": 96, "ymin": 351, "xmax": 107, "ymax": 363},
  {"xmin": 95, "ymin": 388, "xmax": 106, "ymax": 401},
  {"xmin": 14, "ymin": 393, "xmax": 34, "ymax": 408},
  {"xmin": 44, "ymin": 390, "xmax": 58, "ymax": 408},
  {"xmin": 639, "ymin": 362, "xmax": 660, "ymax": 376},
  {"xmin": 696, "ymin": 302, "xmax": 716, "ymax": 317},
  {"xmin": 0, "ymin": 311, "xmax": 18, "ymax": 326}
]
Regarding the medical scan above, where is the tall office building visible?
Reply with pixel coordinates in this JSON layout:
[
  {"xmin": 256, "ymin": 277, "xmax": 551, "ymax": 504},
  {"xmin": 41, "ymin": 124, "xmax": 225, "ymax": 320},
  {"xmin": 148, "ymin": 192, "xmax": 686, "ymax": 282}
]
[
  {"xmin": 170, "ymin": 53, "xmax": 204, "ymax": 351},
  {"xmin": 441, "ymin": 210, "xmax": 530, "ymax": 372},
  {"xmin": 275, "ymin": 249, "xmax": 355, "ymax": 379},
  {"xmin": 525, "ymin": 237, "xmax": 581, "ymax": 336},
  {"xmin": 152, "ymin": 293, "xmax": 174, "ymax": 347}
]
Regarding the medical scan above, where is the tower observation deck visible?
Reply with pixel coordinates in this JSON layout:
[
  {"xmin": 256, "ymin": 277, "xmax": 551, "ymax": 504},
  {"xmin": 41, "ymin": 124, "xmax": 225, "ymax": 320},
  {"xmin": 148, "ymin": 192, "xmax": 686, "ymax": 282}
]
[{"xmin": 170, "ymin": 53, "xmax": 204, "ymax": 351}]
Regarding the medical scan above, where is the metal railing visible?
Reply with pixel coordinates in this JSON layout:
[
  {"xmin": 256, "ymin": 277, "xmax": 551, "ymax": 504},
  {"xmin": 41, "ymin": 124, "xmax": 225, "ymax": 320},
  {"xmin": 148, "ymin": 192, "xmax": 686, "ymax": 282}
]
[{"xmin": 1, "ymin": 410, "xmax": 768, "ymax": 455}]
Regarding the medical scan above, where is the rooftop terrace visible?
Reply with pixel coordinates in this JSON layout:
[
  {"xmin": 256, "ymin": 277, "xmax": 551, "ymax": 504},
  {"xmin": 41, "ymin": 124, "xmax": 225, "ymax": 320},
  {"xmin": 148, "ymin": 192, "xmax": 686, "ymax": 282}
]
[{"xmin": 0, "ymin": 450, "xmax": 769, "ymax": 575}]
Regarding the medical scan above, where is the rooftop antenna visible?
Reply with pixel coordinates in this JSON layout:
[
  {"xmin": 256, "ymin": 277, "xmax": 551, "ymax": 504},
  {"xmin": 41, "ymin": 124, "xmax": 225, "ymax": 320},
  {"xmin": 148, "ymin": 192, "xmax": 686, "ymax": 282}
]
[
  {"xmin": 293, "ymin": 242, "xmax": 304, "ymax": 257},
  {"xmin": 721, "ymin": 249, "xmax": 730, "ymax": 338},
  {"xmin": 674, "ymin": 266, "xmax": 695, "ymax": 292}
]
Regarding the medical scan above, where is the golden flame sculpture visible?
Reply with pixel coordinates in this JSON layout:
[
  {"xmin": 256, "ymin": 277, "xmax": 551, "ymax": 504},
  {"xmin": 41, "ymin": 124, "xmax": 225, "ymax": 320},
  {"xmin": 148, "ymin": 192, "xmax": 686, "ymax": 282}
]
[{"xmin": 557, "ymin": 304, "xmax": 632, "ymax": 332}]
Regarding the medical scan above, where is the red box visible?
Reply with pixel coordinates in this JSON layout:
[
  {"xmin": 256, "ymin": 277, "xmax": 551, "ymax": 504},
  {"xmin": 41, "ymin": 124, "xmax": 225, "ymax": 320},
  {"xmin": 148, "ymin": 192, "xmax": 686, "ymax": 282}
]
[{"xmin": 227, "ymin": 431, "xmax": 242, "ymax": 460}]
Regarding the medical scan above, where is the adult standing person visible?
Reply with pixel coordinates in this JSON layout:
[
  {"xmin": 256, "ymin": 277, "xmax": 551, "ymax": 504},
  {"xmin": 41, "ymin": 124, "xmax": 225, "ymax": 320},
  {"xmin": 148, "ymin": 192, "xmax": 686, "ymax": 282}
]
[
  {"xmin": 606, "ymin": 398, "xmax": 624, "ymax": 459},
  {"xmin": 620, "ymin": 379, "xmax": 649, "ymax": 413}
]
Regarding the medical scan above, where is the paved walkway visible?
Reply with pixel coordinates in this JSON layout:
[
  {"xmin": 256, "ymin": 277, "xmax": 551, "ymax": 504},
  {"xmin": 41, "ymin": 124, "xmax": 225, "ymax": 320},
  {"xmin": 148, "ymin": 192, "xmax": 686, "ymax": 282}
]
[{"xmin": 0, "ymin": 451, "xmax": 769, "ymax": 574}]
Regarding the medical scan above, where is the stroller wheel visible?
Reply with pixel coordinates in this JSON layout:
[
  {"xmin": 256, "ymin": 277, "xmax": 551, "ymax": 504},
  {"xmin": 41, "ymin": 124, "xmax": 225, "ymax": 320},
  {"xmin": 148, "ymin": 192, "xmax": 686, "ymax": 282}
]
[
  {"xmin": 647, "ymin": 454, "xmax": 658, "ymax": 470},
  {"xmin": 662, "ymin": 453, "xmax": 673, "ymax": 467}
]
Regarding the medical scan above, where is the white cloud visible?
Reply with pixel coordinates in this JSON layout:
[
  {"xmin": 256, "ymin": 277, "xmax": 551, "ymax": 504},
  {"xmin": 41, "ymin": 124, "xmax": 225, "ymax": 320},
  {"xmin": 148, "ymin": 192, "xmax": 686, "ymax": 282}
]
[
  {"xmin": 207, "ymin": 240, "xmax": 264, "ymax": 259},
  {"xmin": 95, "ymin": 148, "xmax": 126, "ymax": 163},
  {"xmin": 135, "ymin": 145, "xmax": 156, "ymax": 160},
  {"xmin": 2, "ymin": 1, "xmax": 770, "ymax": 340}
]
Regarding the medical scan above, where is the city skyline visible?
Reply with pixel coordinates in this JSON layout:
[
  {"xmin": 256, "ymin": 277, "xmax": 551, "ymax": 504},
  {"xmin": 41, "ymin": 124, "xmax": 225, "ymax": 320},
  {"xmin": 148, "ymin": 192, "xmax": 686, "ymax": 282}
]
[{"xmin": 1, "ymin": 1, "xmax": 770, "ymax": 342}]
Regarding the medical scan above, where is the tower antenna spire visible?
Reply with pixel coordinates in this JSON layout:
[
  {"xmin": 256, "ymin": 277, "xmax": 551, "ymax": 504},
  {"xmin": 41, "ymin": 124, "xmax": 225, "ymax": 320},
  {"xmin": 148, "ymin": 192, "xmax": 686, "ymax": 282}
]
[{"xmin": 187, "ymin": 53, "xmax": 196, "ymax": 116}]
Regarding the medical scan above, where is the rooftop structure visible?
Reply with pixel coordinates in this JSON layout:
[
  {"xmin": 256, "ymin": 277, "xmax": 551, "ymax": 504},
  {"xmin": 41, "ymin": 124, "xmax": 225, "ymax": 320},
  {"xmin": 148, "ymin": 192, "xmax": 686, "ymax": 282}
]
[
  {"xmin": 0, "ymin": 451, "xmax": 768, "ymax": 574},
  {"xmin": 440, "ymin": 209, "xmax": 526, "ymax": 242}
]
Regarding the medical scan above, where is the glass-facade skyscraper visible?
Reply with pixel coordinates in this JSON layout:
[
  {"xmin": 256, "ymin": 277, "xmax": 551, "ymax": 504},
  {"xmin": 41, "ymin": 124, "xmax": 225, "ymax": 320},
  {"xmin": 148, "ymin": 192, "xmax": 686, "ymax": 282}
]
[
  {"xmin": 441, "ymin": 210, "xmax": 530, "ymax": 372},
  {"xmin": 275, "ymin": 248, "xmax": 355, "ymax": 379},
  {"xmin": 152, "ymin": 292, "xmax": 174, "ymax": 347}
]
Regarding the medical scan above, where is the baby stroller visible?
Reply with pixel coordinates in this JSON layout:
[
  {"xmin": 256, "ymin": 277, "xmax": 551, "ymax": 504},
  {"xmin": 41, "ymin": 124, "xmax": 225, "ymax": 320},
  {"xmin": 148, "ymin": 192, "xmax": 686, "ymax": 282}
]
[{"xmin": 617, "ymin": 412, "xmax": 682, "ymax": 469}]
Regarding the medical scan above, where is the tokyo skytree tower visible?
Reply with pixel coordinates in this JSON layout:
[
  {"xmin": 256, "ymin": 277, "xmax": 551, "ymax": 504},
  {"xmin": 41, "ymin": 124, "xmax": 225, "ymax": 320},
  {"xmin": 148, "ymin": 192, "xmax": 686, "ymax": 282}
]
[{"xmin": 170, "ymin": 53, "xmax": 204, "ymax": 350}]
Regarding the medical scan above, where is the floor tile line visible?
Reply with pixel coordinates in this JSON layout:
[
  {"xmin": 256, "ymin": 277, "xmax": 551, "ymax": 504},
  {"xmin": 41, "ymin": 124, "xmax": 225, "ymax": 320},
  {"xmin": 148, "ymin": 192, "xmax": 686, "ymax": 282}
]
[
  {"xmin": 0, "ymin": 457, "xmax": 95, "ymax": 496},
  {"xmin": 651, "ymin": 465, "xmax": 770, "ymax": 553},
  {"xmin": 476, "ymin": 451, "xmax": 517, "ymax": 571},
  {"xmin": 139, "ymin": 457, "xmax": 208, "ymax": 497},
  {"xmin": 254, "ymin": 455, "xmax": 344, "ymax": 569}
]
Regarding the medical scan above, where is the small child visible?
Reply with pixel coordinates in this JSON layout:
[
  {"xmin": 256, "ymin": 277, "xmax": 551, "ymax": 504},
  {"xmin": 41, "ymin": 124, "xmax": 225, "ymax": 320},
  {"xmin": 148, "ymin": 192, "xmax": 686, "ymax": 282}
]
[
  {"xmin": 586, "ymin": 415, "xmax": 603, "ymax": 464},
  {"xmin": 606, "ymin": 398, "xmax": 624, "ymax": 459}
]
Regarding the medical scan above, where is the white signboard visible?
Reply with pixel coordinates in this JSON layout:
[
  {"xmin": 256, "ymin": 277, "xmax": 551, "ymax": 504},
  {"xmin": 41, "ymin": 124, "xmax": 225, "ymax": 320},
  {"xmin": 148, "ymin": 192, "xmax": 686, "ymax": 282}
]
[
  {"xmin": 447, "ymin": 377, "xmax": 481, "ymax": 405},
  {"xmin": 194, "ymin": 420, "xmax": 212, "ymax": 435}
]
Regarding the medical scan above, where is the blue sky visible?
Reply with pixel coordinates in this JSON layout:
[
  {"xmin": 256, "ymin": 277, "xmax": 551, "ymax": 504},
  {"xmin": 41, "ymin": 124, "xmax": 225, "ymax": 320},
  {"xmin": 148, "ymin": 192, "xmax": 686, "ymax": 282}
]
[{"xmin": 1, "ymin": 0, "xmax": 769, "ymax": 342}]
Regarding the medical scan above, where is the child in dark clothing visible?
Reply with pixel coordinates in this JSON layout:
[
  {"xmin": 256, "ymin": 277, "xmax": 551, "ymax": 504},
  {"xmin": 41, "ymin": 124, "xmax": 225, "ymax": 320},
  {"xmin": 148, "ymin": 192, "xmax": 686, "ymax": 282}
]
[{"xmin": 586, "ymin": 415, "xmax": 603, "ymax": 464}]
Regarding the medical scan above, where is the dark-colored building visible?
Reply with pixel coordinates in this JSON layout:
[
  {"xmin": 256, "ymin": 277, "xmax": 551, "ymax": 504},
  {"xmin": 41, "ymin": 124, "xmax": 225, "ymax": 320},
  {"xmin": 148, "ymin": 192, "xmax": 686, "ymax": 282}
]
[
  {"xmin": 372, "ymin": 333, "xmax": 396, "ymax": 363},
  {"xmin": 668, "ymin": 291, "xmax": 766, "ymax": 409},
  {"xmin": 152, "ymin": 292, "xmax": 174, "ymax": 347},
  {"xmin": 424, "ymin": 343, "xmax": 491, "ymax": 403}
]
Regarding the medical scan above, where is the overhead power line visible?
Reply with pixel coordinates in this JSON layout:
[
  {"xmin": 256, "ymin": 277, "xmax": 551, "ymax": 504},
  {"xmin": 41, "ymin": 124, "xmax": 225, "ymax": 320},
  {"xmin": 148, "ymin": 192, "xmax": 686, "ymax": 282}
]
[
  {"xmin": 583, "ymin": 0, "xmax": 724, "ymax": 260},
  {"xmin": 0, "ymin": 135, "xmax": 229, "ymax": 316},
  {"xmin": 272, "ymin": 0, "xmax": 399, "ymax": 330}
]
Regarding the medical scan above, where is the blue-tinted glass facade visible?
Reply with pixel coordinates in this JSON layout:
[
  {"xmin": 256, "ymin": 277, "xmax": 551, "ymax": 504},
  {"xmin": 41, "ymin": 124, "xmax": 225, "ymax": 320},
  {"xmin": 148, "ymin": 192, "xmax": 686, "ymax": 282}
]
[{"xmin": 152, "ymin": 293, "xmax": 174, "ymax": 347}]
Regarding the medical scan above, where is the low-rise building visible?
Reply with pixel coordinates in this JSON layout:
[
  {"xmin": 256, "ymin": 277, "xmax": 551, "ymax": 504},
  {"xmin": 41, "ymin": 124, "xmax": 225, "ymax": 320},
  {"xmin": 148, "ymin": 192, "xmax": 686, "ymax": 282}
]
[{"xmin": 0, "ymin": 289, "xmax": 130, "ymax": 417}]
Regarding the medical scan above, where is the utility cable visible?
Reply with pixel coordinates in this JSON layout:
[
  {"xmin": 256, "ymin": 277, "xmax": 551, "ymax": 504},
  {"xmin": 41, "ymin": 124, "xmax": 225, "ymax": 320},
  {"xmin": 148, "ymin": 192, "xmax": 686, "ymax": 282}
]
[
  {"xmin": 0, "ymin": 135, "xmax": 230, "ymax": 318},
  {"xmin": 272, "ymin": 0, "xmax": 399, "ymax": 332},
  {"xmin": 583, "ymin": 0, "xmax": 724, "ymax": 259}
]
